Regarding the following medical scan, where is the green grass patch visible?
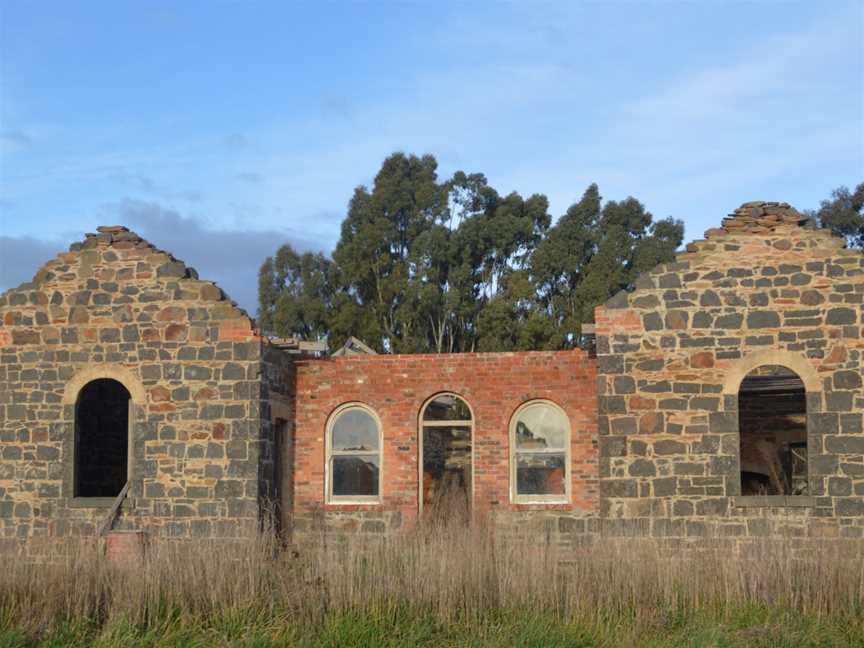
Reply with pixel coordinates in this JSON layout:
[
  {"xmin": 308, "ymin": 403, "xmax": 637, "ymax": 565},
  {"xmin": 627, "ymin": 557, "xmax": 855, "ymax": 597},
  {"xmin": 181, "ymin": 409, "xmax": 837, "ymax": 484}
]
[{"xmin": 1, "ymin": 605, "xmax": 861, "ymax": 648}]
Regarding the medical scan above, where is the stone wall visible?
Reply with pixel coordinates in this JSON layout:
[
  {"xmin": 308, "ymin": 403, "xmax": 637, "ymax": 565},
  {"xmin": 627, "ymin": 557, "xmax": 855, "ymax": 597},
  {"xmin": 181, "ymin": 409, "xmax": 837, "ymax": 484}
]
[
  {"xmin": 0, "ymin": 227, "xmax": 267, "ymax": 554},
  {"xmin": 593, "ymin": 202, "xmax": 864, "ymax": 539},
  {"xmin": 260, "ymin": 343, "xmax": 296, "ymax": 533},
  {"xmin": 2, "ymin": 201, "xmax": 861, "ymax": 557},
  {"xmin": 291, "ymin": 351, "xmax": 598, "ymax": 540}
]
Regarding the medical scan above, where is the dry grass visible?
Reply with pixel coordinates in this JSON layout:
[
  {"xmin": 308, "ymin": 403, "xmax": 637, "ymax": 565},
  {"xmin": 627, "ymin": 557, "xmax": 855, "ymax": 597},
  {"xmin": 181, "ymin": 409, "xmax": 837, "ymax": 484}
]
[{"xmin": 0, "ymin": 518, "xmax": 863, "ymax": 646}]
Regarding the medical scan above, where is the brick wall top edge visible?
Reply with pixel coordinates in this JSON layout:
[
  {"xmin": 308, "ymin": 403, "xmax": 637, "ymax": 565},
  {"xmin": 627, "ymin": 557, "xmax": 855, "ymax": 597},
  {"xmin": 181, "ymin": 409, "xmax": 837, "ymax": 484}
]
[{"xmin": 296, "ymin": 348, "xmax": 594, "ymax": 369}]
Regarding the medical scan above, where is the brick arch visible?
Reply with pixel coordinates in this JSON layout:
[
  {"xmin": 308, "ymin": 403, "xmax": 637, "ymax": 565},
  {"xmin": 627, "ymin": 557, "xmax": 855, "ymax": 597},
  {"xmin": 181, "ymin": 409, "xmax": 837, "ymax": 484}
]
[
  {"xmin": 62, "ymin": 365, "xmax": 146, "ymax": 404},
  {"xmin": 721, "ymin": 350, "xmax": 821, "ymax": 396}
]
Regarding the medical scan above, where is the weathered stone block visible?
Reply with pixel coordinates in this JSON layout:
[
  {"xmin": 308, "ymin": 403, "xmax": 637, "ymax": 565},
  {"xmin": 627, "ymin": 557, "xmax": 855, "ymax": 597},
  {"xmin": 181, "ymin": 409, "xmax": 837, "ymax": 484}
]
[
  {"xmin": 834, "ymin": 371, "xmax": 862, "ymax": 390},
  {"xmin": 600, "ymin": 479, "xmax": 637, "ymax": 498},
  {"xmin": 826, "ymin": 308, "xmax": 857, "ymax": 325},
  {"xmin": 706, "ymin": 413, "xmax": 736, "ymax": 435},
  {"xmin": 628, "ymin": 458, "xmax": 656, "ymax": 477},
  {"xmin": 654, "ymin": 440, "xmax": 686, "ymax": 455},
  {"xmin": 825, "ymin": 436, "xmax": 864, "ymax": 454},
  {"xmin": 746, "ymin": 311, "xmax": 780, "ymax": 329},
  {"xmin": 836, "ymin": 499, "xmax": 864, "ymax": 516}
]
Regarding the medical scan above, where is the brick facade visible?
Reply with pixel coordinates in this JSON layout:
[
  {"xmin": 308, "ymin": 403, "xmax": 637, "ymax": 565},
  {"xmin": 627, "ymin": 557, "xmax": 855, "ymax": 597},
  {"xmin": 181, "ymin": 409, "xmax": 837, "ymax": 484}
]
[
  {"xmin": 1, "ymin": 201, "xmax": 862, "ymax": 557},
  {"xmin": 290, "ymin": 351, "xmax": 598, "ymax": 537}
]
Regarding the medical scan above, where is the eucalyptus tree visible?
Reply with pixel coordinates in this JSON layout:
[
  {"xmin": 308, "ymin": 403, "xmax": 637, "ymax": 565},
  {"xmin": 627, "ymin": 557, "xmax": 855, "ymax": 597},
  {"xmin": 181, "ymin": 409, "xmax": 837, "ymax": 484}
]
[
  {"xmin": 257, "ymin": 152, "xmax": 684, "ymax": 353},
  {"xmin": 813, "ymin": 182, "xmax": 864, "ymax": 249}
]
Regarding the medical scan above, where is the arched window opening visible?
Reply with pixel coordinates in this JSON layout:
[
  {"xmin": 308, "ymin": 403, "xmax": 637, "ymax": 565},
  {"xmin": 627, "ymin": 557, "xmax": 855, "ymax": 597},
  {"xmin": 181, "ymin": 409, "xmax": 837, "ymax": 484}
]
[
  {"xmin": 75, "ymin": 378, "xmax": 131, "ymax": 498},
  {"xmin": 326, "ymin": 404, "xmax": 381, "ymax": 503},
  {"xmin": 420, "ymin": 394, "xmax": 472, "ymax": 520},
  {"xmin": 510, "ymin": 401, "xmax": 570, "ymax": 503},
  {"xmin": 738, "ymin": 365, "xmax": 808, "ymax": 496}
]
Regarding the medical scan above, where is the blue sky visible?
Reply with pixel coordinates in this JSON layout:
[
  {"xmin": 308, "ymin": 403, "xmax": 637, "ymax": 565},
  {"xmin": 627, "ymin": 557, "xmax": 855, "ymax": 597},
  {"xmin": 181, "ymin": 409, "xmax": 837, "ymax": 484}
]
[{"xmin": 1, "ymin": 1, "xmax": 862, "ymax": 313}]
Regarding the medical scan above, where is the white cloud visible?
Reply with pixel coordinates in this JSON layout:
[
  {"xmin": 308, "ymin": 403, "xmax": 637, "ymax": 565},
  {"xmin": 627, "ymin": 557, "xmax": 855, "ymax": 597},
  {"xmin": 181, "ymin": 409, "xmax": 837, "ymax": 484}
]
[{"xmin": 1, "ymin": 2, "xmax": 859, "ymax": 263}]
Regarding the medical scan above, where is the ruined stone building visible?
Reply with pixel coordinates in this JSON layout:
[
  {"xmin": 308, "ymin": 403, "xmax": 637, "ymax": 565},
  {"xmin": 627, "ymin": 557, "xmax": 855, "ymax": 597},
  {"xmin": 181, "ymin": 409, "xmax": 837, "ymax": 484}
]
[{"xmin": 1, "ymin": 201, "xmax": 862, "ymax": 556}]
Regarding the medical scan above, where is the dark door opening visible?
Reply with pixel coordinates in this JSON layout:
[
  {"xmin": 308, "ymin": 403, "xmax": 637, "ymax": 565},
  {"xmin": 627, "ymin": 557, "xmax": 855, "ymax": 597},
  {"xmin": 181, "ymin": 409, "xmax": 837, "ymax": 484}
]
[
  {"xmin": 272, "ymin": 418, "xmax": 293, "ymax": 538},
  {"xmin": 738, "ymin": 365, "xmax": 808, "ymax": 496},
  {"xmin": 421, "ymin": 394, "xmax": 472, "ymax": 523},
  {"xmin": 75, "ymin": 378, "xmax": 130, "ymax": 498}
]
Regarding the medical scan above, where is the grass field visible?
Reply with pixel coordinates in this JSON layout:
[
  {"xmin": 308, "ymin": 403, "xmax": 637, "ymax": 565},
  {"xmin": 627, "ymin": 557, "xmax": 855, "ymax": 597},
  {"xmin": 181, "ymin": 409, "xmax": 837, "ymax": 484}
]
[{"xmin": 1, "ymin": 521, "xmax": 862, "ymax": 647}]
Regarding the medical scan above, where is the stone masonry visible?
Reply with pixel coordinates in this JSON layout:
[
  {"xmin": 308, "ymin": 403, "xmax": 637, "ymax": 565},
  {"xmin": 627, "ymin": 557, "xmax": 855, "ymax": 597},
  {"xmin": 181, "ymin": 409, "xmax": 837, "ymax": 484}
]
[
  {"xmin": 0, "ymin": 227, "xmax": 277, "ymax": 555},
  {"xmin": 593, "ymin": 202, "xmax": 864, "ymax": 540},
  {"xmin": 0, "ymin": 201, "xmax": 862, "ymax": 557}
]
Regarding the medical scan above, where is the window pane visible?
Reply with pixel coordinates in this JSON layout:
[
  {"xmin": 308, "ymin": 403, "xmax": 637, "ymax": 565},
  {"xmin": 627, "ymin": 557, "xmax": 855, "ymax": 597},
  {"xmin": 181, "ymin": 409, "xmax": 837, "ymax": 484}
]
[
  {"xmin": 516, "ymin": 453, "xmax": 566, "ymax": 496},
  {"xmin": 331, "ymin": 408, "xmax": 379, "ymax": 451},
  {"xmin": 423, "ymin": 394, "xmax": 471, "ymax": 421},
  {"xmin": 332, "ymin": 455, "xmax": 380, "ymax": 497},
  {"xmin": 515, "ymin": 404, "xmax": 568, "ymax": 450}
]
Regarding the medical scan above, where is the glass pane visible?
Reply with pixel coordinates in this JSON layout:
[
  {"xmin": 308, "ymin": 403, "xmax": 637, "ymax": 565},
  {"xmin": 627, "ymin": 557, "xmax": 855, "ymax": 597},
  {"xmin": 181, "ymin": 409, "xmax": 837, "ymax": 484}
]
[
  {"xmin": 332, "ymin": 455, "xmax": 380, "ymax": 497},
  {"xmin": 516, "ymin": 453, "xmax": 566, "ymax": 496},
  {"xmin": 515, "ymin": 404, "xmax": 568, "ymax": 450},
  {"xmin": 422, "ymin": 425, "xmax": 472, "ymax": 476},
  {"xmin": 331, "ymin": 408, "xmax": 379, "ymax": 451},
  {"xmin": 423, "ymin": 394, "xmax": 472, "ymax": 421}
]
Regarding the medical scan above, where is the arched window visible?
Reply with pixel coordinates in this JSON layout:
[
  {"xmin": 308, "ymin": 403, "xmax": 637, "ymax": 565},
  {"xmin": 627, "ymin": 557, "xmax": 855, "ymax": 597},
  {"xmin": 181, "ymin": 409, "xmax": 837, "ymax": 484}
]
[
  {"xmin": 75, "ymin": 378, "xmax": 131, "ymax": 498},
  {"xmin": 326, "ymin": 404, "xmax": 382, "ymax": 503},
  {"xmin": 738, "ymin": 365, "xmax": 808, "ymax": 496},
  {"xmin": 420, "ymin": 393, "xmax": 473, "ymax": 518},
  {"xmin": 510, "ymin": 400, "xmax": 570, "ymax": 503}
]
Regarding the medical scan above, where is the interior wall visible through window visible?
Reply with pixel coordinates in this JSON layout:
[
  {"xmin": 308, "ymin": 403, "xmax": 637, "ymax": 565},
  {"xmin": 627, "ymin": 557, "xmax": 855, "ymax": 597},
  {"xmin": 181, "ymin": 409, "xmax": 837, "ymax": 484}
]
[{"xmin": 738, "ymin": 365, "xmax": 808, "ymax": 496}]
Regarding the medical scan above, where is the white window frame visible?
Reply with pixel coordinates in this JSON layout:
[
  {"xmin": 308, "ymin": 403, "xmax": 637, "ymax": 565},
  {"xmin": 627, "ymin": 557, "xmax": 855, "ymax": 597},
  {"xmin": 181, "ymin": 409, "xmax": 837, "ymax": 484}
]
[
  {"xmin": 325, "ymin": 402, "xmax": 383, "ymax": 505},
  {"xmin": 509, "ymin": 399, "xmax": 571, "ymax": 505},
  {"xmin": 417, "ymin": 392, "xmax": 474, "ymax": 515}
]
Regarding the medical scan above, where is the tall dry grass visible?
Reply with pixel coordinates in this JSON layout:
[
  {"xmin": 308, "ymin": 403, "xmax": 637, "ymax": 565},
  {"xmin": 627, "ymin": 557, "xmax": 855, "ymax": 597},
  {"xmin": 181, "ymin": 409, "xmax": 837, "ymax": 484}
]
[{"xmin": 1, "ymin": 516, "xmax": 862, "ymax": 640}]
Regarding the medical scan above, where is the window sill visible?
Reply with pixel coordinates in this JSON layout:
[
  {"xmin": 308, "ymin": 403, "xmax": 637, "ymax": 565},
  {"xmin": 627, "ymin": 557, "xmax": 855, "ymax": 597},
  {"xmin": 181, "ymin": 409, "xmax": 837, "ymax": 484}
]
[
  {"xmin": 732, "ymin": 496, "xmax": 815, "ymax": 508},
  {"xmin": 326, "ymin": 499, "xmax": 381, "ymax": 506},
  {"xmin": 68, "ymin": 497, "xmax": 118, "ymax": 509}
]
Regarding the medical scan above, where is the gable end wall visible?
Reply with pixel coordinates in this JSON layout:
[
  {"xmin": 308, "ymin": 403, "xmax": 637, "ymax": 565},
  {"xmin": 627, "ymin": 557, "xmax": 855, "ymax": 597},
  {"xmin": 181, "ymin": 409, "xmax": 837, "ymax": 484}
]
[{"xmin": 594, "ymin": 208, "xmax": 864, "ymax": 539}]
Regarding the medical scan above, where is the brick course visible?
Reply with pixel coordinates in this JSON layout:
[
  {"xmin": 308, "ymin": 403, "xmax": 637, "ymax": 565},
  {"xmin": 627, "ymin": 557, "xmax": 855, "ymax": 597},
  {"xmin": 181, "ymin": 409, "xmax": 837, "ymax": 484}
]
[{"xmin": 291, "ymin": 351, "xmax": 598, "ymax": 536}]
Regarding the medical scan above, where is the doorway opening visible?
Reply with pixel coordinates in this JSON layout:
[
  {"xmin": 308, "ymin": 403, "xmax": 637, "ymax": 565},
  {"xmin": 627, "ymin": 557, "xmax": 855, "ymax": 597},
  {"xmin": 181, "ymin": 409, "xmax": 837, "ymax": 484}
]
[
  {"xmin": 75, "ymin": 378, "xmax": 130, "ymax": 498},
  {"xmin": 420, "ymin": 393, "xmax": 473, "ymax": 523},
  {"xmin": 272, "ymin": 418, "xmax": 293, "ymax": 538}
]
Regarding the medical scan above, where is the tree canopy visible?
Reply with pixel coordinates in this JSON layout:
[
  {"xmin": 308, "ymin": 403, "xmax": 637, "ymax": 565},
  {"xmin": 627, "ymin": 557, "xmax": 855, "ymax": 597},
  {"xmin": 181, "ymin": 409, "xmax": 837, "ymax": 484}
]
[
  {"xmin": 812, "ymin": 182, "xmax": 864, "ymax": 249},
  {"xmin": 258, "ymin": 151, "xmax": 687, "ymax": 352}
]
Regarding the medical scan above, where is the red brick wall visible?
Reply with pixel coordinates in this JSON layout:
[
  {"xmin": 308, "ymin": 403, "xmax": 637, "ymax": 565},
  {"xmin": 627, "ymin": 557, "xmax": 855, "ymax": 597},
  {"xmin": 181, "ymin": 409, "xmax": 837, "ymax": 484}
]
[{"xmin": 293, "ymin": 351, "xmax": 598, "ymax": 526}]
